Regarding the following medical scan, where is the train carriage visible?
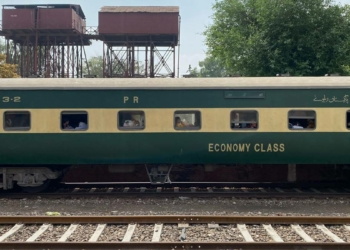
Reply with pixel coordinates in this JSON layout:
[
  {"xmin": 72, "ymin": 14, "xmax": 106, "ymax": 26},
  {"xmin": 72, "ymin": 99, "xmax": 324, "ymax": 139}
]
[{"xmin": 0, "ymin": 77, "xmax": 349, "ymax": 191}]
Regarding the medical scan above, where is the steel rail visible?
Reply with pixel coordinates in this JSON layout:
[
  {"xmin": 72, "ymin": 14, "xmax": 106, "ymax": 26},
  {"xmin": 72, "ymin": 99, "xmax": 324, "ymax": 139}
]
[
  {"xmin": 0, "ymin": 215, "xmax": 350, "ymax": 224},
  {"xmin": 0, "ymin": 242, "xmax": 348, "ymax": 250}
]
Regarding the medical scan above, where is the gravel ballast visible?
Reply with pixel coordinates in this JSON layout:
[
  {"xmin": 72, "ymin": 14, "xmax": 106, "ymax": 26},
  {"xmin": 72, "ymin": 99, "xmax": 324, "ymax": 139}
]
[
  {"xmin": 4, "ymin": 225, "xmax": 40, "ymax": 242},
  {"xmin": 272, "ymin": 225, "xmax": 304, "ymax": 242},
  {"xmin": 67, "ymin": 224, "xmax": 96, "ymax": 242},
  {"xmin": 0, "ymin": 197, "xmax": 349, "ymax": 216},
  {"xmin": 98, "ymin": 225, "xmax": 127, "ymax": 242},
  {"xmin": 36, "ymin": 224, "xmax": 69, "ymax": 242}
]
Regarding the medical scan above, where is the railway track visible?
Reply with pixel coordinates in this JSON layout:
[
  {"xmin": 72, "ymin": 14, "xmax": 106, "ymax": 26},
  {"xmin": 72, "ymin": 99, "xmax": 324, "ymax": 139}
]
[
  {"xmin": 0, "ymin": 216, "xmax": 349, "ymax": 249},
  {"xmin": 2, "ymin": 183, "xmax": 350, "ymax": 199}
]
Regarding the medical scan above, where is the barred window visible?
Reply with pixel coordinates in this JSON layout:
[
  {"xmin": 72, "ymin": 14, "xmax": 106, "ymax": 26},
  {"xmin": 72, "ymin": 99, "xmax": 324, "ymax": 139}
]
[
  {"xmin": 4, "ymin": 111, "xmax": 30, "ymax": 131},
  {"xmin": 61, "ymin": 111, "xmax": 88, "ymax": 131},
  {"xmin": 230, "ymin": 111, "xmax": 258, "ymax": 130},
  {"xmin": 174, "ymin": 111, "xmax": 201, "ymax": 130},
  {"xmin": 288, "ymin": 110, "xmax": 316, "ymax": 130},
  {"xmin": 118, "ymin": 111, "xmax": 145, "ymax": 130}
]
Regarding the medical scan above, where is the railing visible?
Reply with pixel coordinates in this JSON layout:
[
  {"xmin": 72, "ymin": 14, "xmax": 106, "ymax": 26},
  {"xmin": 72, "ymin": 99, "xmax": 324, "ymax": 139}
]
[{"xmin": 84, "ymin": 26, "xmax": 98, "ymax": 35}]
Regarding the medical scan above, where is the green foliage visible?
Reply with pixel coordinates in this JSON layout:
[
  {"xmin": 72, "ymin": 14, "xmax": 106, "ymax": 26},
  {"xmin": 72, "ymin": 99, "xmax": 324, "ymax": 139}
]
[
  {"xmin": 185, "ymin": 57, "xmax": 227, "ymax": 78},
  {"xmin": 198, "ymin": 56, "xmax": 227, "ymax": 77},
  {"xmin": 0, "ymin": 54, "xmax": 19, "ymax": 78},
  {"xmin": 83, "ymin": 56, "xmax": 103, "ymax": 77},
  {"xmin": 341, "ymin": 65, "xmax": 350, "ymax": 76},
  {"xmin": 0, "ymin": 39, "xmax": 5, "ymax": 55},
  {"xmin": 204, "ymin": 0, "xmax": 350, "ymax": 76},
  {"xmin": 185, "ymin": 65, "xmax": 200, "ymax": 77}
]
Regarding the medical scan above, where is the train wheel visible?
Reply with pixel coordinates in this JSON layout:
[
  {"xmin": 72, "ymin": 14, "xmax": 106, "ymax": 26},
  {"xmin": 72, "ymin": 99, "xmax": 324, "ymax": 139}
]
[{"xmin": 21, "ymin": 180, "xmax": 51, "ymax": 193}]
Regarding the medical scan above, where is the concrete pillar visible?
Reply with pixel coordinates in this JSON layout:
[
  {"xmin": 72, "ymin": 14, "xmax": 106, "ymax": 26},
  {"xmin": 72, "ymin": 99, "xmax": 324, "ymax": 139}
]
[{"xmin": 288, "ymin": 164, "xmax": 297, "ymax": 182}]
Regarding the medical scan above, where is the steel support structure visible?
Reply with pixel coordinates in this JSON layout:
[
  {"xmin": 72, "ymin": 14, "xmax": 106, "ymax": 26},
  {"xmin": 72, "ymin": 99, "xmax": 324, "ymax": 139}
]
[
  {"xmin": 3, "ymin": 35, "xmax": 88, "ymax": 78},
  {"xmin": 103, "ymin": 41, "xmax": 177, "ymax": 78}
]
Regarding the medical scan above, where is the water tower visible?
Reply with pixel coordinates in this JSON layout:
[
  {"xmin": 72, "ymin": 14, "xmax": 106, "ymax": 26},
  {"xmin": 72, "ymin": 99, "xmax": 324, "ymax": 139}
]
[
  {"xmin": 98, "ymin": 6, "xmax": 180, "ymax": 78},
  {"xmin": 0, "ymin": 4, "xmax": 90, "ymax": 78}
]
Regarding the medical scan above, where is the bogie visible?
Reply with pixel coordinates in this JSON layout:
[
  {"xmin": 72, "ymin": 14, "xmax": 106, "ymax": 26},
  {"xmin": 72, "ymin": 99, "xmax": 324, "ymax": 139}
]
[{"xmin": 0, "ymin": 167, "xmax": 62, "ymax": 192}]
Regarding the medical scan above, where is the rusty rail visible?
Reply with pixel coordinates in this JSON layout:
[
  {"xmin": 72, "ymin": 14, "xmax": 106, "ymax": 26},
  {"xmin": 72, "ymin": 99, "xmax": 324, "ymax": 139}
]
[
  {"xmin": 0, "ymin": 242, "xmax": 348, "ymax": 250},
  {"xmin": 0, "ymin": 215, "xmax": 350, "ymax": 224}
]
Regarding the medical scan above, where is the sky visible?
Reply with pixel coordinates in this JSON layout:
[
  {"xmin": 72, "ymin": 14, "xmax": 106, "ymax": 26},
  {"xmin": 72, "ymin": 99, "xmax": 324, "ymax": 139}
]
[{"xmin": 0, "ymin": 0, "xmax": 350, "ymax": 76}]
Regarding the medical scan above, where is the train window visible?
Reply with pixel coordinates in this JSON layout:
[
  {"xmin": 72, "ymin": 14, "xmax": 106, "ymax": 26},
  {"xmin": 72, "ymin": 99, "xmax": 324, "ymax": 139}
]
[
  {"xmin": 288, "ymin": 110, "xmax": 316, "ymax": 130},
  {"xmin": 347, "ymin": 111, "xmax": 350, "ymax": 129},
  {"xmin": 61, "ymin": 111, "xmax": 88, "ymax": 131},
  {"xmin": 230, "ymin": 111, "xmax": 258, "ymax": 129},
  {"xmin": 174, "ymin": 111, "xmax": 201, "ymax": 130},
  {"xmin": 118, "ymin": 111, "xmax": 145, "ymax": 130},
  {"xmin": 3, "ymin": 111, "xmax": 30, "ymax": 131}
]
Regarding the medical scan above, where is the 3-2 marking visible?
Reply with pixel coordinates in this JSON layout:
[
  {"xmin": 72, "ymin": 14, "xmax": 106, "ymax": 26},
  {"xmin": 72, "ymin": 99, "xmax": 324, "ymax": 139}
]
[{"xmin": 2, "ymin": 96, "xmax": 21, "ymax": 103}]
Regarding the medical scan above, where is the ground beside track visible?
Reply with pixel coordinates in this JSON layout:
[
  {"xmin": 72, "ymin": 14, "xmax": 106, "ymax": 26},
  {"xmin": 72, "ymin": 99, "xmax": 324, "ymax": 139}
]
[{"xmin": 0, "ymin": 197, "xmax": 349, "ymax": 216}]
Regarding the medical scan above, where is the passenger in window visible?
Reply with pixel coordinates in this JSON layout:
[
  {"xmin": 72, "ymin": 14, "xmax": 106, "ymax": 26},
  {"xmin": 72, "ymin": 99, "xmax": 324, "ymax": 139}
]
[
  {"xmin": 347, "ymin": 122, "xmax": 350, "ymax": 128},
  {"xmin": 132, "ymin": 115, "xmax": 141, "ymax": 127},
  {"xmin": 249, "ymin": 123, "xmax": 257, "ymax": 129},
  {"xmin": 186, "ymin": 119, "xmax": 195, "ymax": 127},
  {"xmin": 124, "ymin": 120, "xmax": 135, "ymax": 127},
  {"xmin": 175, "ymin": 117, "xmax": 185, "ymax": 128},
  {"xmin": 307, "ymin": 119, "xmax": 315, "ymax": 129},
  {"xmin": 123, "ymin": 118, "xmax": 140, "ymax": 127},
  {"xmin": 239, "ymin": 114, "xmax": 247, "ymax": 128},
  {"xmin": 63, "ymin": 119, "xmax": 73, "ymax": 130},
  {"xmin": 240, "ymin": 123, "xmax": 247, "ymax": 128},
  {"xmin": 292, "ymin": 123, "xmax": 303, "ymax": 129},
  {"xmin": 75, "ymin": 122, "xmax": 87, "ymax": 130},
  {"xmin": 183, "ymin": 119, "xmax": 192, "ymax": 126},
  {"xmin": 7, "ymin": 113, "xmax": 22, "ymax": 127},
  {"xmin": 5, "ymin": 115, "xmax": 14, "ymax": 127}
]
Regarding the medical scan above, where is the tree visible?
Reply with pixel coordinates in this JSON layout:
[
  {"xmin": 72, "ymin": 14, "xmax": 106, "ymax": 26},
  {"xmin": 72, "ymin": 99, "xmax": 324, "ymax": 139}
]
[
  {"xmin": 0, "ymin": 54, "xmax": 19, "ymax": 78},
  {"xmin": 183, "ymin": 64, "xmax": 199, "ymax": 77},
  {"xmin": 83, "ymin": 56, "xmax": 103, "ymax": 77},
  {"xmin": 184, "ymin": 58, "xmax": 227, "ymax": 78},
  {"xmin": 0, "ymin": 39, "xmax": 5, "ymax": 54},
  {"xmin": 198, "ymin": 56, "xmax": 227, "ymax": 77},
  {"xmin": 204, "ymin": 0, "xmax": 350, "ymax": 76}
]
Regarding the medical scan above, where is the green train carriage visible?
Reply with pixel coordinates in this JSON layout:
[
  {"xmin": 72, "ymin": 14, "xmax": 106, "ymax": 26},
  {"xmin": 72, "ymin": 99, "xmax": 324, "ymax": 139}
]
[{"xmin": 0, "ymin": 77, "xmax": 349, "ymax": 191}]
